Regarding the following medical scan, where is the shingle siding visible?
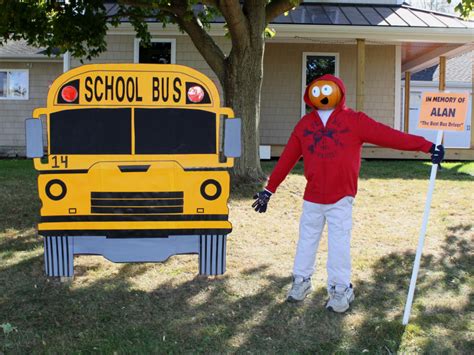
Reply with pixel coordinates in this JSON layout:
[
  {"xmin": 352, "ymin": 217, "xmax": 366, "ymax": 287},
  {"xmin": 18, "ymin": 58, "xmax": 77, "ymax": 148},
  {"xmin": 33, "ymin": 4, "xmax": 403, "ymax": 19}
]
[
  {"xmin": 0, "ymin": 62, "xmax": 62, "ymax": 156},
  {"xmin": 71, "ymin": 35, "xmax": 134, "ymax": 65}
]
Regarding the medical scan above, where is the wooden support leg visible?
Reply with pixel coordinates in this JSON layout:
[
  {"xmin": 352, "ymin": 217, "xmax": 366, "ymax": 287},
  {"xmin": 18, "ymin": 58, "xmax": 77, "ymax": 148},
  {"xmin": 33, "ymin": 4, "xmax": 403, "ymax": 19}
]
[
  {"xmin": 356, "ymin": 38, "xmax": 366, "ymax": 112},
  {"xmin": 404, "ymin": 71, "xmax": 411, "ymax": 133}
]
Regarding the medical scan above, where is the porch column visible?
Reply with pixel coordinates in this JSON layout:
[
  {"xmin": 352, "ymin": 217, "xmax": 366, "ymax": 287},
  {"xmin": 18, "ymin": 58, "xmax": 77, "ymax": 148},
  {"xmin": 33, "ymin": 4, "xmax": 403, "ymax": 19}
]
[
  {"xmin": 439, "ymin": 56, "xmax": 446, "ymax": 145},
  {"xmin": 439, "ymin": 56, "xmax": 446, "ymax": 91},
  {"xmin": 404, "ymin": 71, "xmax": 411, "ymax": 133},
  {"xmin": 356, "ymin": 39, "xmax": 365, "ymax": 111}
]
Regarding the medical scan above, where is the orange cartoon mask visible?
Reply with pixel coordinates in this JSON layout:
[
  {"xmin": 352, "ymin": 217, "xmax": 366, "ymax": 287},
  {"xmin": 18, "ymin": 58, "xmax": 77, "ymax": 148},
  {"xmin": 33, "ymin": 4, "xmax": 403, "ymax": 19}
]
[{"xmin": 308, "ymin": 80, "xmax": 342, "ymax": 110}]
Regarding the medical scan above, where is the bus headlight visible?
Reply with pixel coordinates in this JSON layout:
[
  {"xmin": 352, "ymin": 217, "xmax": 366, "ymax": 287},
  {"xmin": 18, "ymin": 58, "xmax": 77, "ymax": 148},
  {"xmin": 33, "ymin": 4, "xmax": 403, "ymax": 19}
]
[
  {"xmin": 45, "ymin": 179, "xmax": 67, "ymax": 201},
  {"xmin": 200, "ymin": 179, "xmax": 221, "ymax": 201}
]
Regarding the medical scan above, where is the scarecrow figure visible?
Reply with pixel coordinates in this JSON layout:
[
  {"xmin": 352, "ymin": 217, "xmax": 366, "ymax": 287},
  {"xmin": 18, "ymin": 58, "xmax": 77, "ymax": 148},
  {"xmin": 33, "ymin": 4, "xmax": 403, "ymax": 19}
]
[{"xmin": 252, "ymin": 74, "xmax": 444, "ymax": 313}]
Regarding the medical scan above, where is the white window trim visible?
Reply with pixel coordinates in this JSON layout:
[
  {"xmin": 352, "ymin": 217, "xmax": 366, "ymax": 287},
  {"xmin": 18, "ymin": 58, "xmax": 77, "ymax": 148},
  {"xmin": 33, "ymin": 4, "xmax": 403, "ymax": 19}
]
[
  {"xmin": 0, "ymin": 69, "xmax": 29, "ymax": 100},
  {"xmin": 301, "ymin": 52, "xmax": 339, "ymax": 117},
  {"xmin": 133, "ymin": 38, "xmax": 176, "ymax": 64}
]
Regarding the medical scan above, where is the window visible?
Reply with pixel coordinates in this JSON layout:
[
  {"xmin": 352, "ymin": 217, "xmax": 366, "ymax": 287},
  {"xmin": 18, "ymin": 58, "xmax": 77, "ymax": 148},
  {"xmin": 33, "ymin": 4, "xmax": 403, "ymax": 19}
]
[
  {"xmin": 301, "ymin": 53, "xmax": 339, "ymax": 116},
  {"xmin": 134, "ymin": 108, "xmax": 216, "ymax": 154},
  {"xmin": 49, "ymin": 108, "xmax": 132, "ymax": 154},
  {"xmin": 133, "ymin": 39, "xmax": 176, "ymax": 64},
  {"xmin": 0, "ymin": 69, "xmax": 29, "ymax": 100}
]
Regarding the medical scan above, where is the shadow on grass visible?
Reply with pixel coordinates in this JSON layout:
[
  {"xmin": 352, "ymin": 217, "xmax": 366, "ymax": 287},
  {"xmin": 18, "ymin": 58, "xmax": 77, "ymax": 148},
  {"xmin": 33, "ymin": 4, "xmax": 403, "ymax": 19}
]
[
  {"xmin": 0, "ymin": 230, "xmax": 39, "ymax": 261},
  {"xmin": 349, "ymin": 223, "xmax": 473, "ymax": 353},
  {"xmin": 0, "ymin": 221, "xmax": 472, "ymax": 353}
]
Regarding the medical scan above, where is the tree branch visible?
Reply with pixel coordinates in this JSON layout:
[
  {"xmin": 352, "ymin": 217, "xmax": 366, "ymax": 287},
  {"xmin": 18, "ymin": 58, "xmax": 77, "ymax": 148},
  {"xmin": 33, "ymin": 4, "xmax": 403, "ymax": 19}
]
[
  {"xmin": 265, "ymin": 0, "xmax": 300, "ymax": 24},
  {"xmin": 216, "ymin": 0, "xmax": 250, "ymax": 47},
  {"xmin": 202, "ymin": 0, "xmax": 219, "ymax": 8},
  {"xmin": 243, "ymin": 0, "xmax": 268, "ymax": 36},
  {"xmin": 174, "ymin": 14, "xmax": 226, "ymax": 84},
  {"xmin": 117, "ymin": 0, "xmax": 180, "ymax": 15}
]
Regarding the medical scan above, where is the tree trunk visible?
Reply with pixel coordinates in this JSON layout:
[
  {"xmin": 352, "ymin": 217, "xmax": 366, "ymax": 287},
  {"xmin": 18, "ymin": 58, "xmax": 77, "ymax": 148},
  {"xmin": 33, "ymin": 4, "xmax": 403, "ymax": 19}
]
[{"xmin": 222, "ymin": 16, "xmax": 267, "ymax": 182}]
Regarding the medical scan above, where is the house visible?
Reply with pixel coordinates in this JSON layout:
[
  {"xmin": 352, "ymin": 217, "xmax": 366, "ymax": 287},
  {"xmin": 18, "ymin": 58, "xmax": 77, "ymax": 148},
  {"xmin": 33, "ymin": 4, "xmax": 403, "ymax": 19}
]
[{"xmin": 1, "ymin": 0, "xmax": 473, "ymax": 159}]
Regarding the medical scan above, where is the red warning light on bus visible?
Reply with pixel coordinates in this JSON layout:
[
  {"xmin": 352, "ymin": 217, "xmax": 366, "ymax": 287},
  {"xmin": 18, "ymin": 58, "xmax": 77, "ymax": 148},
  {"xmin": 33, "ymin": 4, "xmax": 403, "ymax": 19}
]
[
  {"xmin": 61, "ymin": 85, "xmax": 78, "ymax": 103},
  {"xmin": 187, "ymin": 85, "xmax": 204, "ymax": 103}
]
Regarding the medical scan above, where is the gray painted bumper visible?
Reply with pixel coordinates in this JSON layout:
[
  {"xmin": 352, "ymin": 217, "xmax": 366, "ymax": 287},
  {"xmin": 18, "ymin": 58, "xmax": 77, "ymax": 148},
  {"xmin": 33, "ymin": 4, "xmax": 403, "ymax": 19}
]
[{"xmin": 43, "ymin": 234, "xmax": 227, "ymax": 278}]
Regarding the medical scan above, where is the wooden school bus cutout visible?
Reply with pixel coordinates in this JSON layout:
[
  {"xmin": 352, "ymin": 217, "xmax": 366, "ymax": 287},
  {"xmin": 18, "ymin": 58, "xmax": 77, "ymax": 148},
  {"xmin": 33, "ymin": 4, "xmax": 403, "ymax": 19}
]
[{"xmin": 25, "ymin": 64, "xmax": 241, "ymax": 278}]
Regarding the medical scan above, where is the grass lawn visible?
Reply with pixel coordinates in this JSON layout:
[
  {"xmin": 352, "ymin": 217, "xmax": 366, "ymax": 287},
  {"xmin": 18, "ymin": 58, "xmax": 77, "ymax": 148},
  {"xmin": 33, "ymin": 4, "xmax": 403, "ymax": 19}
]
[{"xmin": 1, "ymin": 159, "xmax": 473, "ymax": 353}]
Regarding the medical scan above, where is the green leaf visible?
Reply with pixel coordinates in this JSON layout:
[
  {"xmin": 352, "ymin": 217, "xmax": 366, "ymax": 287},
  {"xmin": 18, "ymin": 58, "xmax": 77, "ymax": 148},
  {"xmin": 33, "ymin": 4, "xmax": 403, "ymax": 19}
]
[
  {"xmin": 265, "ymin": 27, "xmax": 276, "ymax": 38},
  {"xmin": 1, "ymin": 323, "xmax": 17, "ymax": 335},
  {"xmin": 448, "ymin": 0, "xmax": 473, "ymax": 18}
]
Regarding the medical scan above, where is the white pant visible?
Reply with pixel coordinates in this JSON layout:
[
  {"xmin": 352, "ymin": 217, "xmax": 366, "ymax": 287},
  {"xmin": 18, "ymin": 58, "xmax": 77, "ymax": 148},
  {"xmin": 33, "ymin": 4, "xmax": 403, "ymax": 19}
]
[{"xmin": 293, "ymin": 196, "xmax": 354, "ymax": 288}]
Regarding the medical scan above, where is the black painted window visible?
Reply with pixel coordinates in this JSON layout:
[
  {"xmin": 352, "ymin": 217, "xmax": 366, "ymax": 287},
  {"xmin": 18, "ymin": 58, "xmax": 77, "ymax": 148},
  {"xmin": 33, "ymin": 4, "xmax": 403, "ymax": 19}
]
[
  {"xmin": 135, "ymin": 108, "xmax": 216, "ymax": 154},
  {"xmin": 139, "ymin": 41, "xmax": 172, "ymax": 64},
  {"xmin": 50, "ymin": 108, "xmax": 132, "ymax": 154}
]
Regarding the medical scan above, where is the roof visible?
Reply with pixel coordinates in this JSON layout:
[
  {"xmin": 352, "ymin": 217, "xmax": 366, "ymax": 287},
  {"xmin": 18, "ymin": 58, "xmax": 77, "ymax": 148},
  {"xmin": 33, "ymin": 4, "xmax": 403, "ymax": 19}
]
[
  {"xmin": 270, "ymin": 3, "xmax": 473, "ymax": 28},
  {"xmin": 433, "ymin": 51, "xmax": 473, "ymax": 82},
  {"xmin": 411, "ymin": 66, "xmax": 437, "ymax": 81},
  {"xmin": 0, "ymin": 40, "xmax": 61, "ymax": 60},
  {"xmin": 413, "ymin": 51, "xmax": 473, "ymax": 82},
  {"xmin": 103, "ymin": 2, "xmax": 473, "ymax": 28}
]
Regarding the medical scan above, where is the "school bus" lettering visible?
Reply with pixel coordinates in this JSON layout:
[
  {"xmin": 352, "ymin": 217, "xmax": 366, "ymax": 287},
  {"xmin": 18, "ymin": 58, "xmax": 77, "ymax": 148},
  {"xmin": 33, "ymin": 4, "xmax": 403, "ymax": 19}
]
[
  {"xmin": 84, "ymin": 75, "xmax": 183, "ymax": 104},
  {"xmin": 152, "ymin": 77, "xmax": 182, "ymax": 103}
]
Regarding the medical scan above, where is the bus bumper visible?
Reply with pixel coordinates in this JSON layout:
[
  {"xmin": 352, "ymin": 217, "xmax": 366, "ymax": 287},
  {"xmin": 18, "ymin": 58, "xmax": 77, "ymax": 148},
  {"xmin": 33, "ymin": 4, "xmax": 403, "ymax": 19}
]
[
  {"xmin": 42, "ymin": 234, "xmax": 228, "ymax": 277},
  {"xmin": 38, "ymin": 220, "xmax": 232, "ymax": 237}
]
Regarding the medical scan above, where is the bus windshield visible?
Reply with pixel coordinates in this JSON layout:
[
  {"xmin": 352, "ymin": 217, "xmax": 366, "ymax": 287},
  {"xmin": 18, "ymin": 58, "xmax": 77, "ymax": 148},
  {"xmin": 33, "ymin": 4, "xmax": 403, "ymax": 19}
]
[
  {"xmin": 134, "ymin": 108, "xmax": 216, "ymax": 155},
  {"xmin": 49, "ymin": 108, "xmax": 216, "ymax": 155},
  {"xmin": 50, "ymin": 108, "xmax": 132, "ymax": 155}
]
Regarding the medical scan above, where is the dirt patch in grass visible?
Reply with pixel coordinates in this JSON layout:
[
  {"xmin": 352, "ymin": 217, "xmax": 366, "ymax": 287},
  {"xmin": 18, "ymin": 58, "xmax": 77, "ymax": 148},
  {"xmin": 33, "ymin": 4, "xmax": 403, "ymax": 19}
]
[{"xmin": 0, "ymin": 159, "xmax": 473, "ymax": 353}]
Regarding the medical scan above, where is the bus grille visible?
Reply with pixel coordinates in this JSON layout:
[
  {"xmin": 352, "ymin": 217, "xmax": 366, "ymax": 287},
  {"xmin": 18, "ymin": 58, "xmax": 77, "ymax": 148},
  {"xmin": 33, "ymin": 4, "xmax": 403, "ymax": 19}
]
[{"xmin": 90, "ymin": 192, "xmax": 184, "ymax": 214}]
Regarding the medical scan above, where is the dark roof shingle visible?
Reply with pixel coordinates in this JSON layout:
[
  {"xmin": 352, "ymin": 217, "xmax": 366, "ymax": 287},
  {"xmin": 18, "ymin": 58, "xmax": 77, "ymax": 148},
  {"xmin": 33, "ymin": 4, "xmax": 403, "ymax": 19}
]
[{"xmin": 270, "ymin": 3, "xmax": 473, "ymax": 28}]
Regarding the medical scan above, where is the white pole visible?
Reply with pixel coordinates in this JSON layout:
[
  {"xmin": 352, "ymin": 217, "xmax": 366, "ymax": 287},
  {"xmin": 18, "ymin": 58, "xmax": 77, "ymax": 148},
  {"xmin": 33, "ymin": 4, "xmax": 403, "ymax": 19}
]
[
  {"xmin": 63, "ymin": 51, "xmax": 70, "ymax": 73},
  {"xmin": 63, "ymin": 0, "xmax": 71, "ymax": 73},
  {"xmin": 402, "ymin": 129, "xmax": 444, "ymax": 325}
]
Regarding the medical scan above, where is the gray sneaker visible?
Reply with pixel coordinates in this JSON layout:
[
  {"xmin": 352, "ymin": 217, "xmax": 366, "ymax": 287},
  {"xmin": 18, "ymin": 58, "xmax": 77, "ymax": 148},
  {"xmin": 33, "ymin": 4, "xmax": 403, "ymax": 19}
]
[
  {"xmin": 287, "ymin": 276, "xmax": 313, "ymax": 302},
  {"xmin": 326, "ymin": 284, "xmax": 354, "ymax": 313}
]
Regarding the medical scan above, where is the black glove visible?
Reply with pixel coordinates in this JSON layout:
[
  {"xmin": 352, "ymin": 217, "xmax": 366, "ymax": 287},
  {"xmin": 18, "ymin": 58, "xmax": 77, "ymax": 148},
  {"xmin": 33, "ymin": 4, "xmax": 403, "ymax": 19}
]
[
  {"xmin": 429, "ymin": 144, "xmax": 445, "ymax": 165},
  {"xmin": 252, "ymin": 189, "xmax": 272, "ymax": 213}
]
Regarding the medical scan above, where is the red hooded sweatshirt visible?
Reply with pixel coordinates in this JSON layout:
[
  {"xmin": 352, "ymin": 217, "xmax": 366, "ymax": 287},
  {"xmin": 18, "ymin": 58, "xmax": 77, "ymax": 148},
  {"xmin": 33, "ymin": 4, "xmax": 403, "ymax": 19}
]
[{"xmin": 265, "ymin": 74, "xmax": 433, "ymax": 204}]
